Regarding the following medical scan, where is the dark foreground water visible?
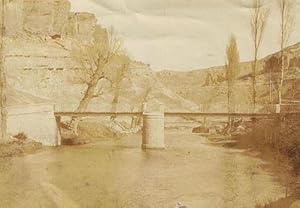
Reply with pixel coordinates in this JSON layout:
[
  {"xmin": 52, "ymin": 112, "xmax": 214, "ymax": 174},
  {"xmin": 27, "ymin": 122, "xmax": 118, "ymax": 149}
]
[{"xmin": 0, "ymin": 130, "xmax": 285, "ymax": 208}]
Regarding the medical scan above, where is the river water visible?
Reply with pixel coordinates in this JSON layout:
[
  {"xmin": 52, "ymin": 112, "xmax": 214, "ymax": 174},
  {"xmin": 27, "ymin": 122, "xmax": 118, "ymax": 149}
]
[{"xmin": 0, "ymin": 130, "xmax": 285, "ymax": 208}]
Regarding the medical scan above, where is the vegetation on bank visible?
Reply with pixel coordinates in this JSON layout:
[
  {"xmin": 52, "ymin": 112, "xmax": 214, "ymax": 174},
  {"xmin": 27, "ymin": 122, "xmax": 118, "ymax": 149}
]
[
  {"xmin": 230, "ymin": 115, "xmax": 300, "ymax": 207},
  {"xmin": 204, "ymin": 114, "xmax": 299, "ymax": 207},
  {"xmin": 0, "ymin": 133, "xmax": 42, "ymax": 158},
  {"xmin": 256, "ymin": 196, "xmax": 298, "ymax": 208}
]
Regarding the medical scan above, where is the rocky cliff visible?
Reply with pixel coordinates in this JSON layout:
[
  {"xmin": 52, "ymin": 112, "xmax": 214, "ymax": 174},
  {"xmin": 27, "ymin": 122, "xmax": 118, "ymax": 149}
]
[
  {"xmin": 5, "ymin": 0, "xmax": 200, "ymax": 112},
  {"xmin": 5, "ymin": 0, "xmax": 97, "ymax": 43},
  {"xmin": 8, "ymin": 0, "xmax": 298, "ymax": 113}
]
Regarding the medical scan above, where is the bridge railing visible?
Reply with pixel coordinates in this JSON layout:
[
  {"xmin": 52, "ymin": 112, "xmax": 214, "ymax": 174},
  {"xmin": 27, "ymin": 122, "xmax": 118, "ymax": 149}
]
[{"xmin": 54, "ymin": 103, "xmax": 300, "ymax": 115}]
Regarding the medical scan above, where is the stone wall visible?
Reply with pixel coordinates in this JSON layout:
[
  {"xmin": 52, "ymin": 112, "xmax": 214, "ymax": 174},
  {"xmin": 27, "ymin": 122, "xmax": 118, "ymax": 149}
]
[{"xmin": 7, "ymin": 104, "xmax": 60, "ymax": 146}]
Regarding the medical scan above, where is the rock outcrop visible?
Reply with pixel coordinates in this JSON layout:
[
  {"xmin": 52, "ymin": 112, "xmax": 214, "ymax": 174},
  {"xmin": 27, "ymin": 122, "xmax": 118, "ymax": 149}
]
[
  {"xmin": 4, "ymin": 0, "xmax": 105, "ymax": 111},
  {"xmin": 4, "ymin": 0, "xmax": 201, "ymax": 113},
  {"xmin": 5, "ymin": 0, "xmax": 98, "ymax": 43},
  {"xmin": 67, "ymin": 12, "xmax": 97, "ymax": 44}
]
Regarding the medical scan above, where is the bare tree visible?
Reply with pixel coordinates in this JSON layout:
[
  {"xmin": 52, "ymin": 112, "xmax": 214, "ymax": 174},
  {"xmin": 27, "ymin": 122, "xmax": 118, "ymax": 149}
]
[
  {"xmin": 72, "ymin": 28, "xmax": 124, "ymax": 112},
  {"xmin": 70, "ymin": 27, "xmax": 126, "ymax": 134},
  {"xmin": 225, "ymin": 35, "xmax": 240, "ymax": 132},
  {"xmin": 130, "ymin": 81, "xmax": 156, "ymax": 128},
  {"xmin": 277, "ymin": 0, "xmax": 296, "ymax": 105},
  {"xmin": 110, "ymin": 58, "xmax": 130, "ymax": 121},
  {"xmin": 0, "ymin": 0, "xmax": 7, "ymax": 142},
  {"xmin": 250, "ymin": 0, "xmax": 269, "ymax": 111}
]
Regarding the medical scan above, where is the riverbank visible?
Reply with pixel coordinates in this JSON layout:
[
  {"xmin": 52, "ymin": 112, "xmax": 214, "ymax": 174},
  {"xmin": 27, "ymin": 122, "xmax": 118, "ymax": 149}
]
[
  {"xmin": 0, "ymin": 130, "xmax": 286, "ymax": 208},
  {"xmin": 64, "ymin": 118, "xmax": 299, "ymax": 207},
  {"xmin": 0, "ymin": 134, "xmax": 42, "ymax": 158},
  {"xmin": 207, "ymin": 115, "xmax": 300, "ymax": 207}
]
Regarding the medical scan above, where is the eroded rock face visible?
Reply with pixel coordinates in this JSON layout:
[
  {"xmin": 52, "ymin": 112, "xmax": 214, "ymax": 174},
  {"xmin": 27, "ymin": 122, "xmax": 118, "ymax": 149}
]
[
  {"xmin": 3, "ymin": 0, "xmax": 110, "ymax": 113},
  {"xmin": 5, "ymin": 0, "xmax": 97, "ymax": 42},
  {"xmin": 4, "ymin": 0, "xmax": 24, "ymax": 36},
  {"xmin": 5, "ymin": 0, "xmax": 70, "ymax": 36},
  {"xmin": 23, "ymin": 0, "xmax": 70, "ymax": 36},
  {"xmin": 67, "ymin": 12, "xmax": 97, "ymax": 44}
]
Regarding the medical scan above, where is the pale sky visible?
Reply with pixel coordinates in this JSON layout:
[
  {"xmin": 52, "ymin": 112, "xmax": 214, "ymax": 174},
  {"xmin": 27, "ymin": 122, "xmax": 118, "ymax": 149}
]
[{"xmin": 69, "ymin": 0, "xmax": 300, "ymax": 71}]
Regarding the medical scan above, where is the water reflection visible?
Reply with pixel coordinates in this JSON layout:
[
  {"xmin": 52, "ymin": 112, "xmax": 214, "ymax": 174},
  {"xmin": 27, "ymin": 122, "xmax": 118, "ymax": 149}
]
[{"xmin": 0, "ymin": 131, "xmax": 285, "ymax": 208}]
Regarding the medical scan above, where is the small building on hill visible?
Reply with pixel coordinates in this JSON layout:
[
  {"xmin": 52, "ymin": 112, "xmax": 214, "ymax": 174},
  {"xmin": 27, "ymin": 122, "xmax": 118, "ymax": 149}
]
[{"xmin": 7, "ymin": 88, "xmax": 61, "ymax": 146}]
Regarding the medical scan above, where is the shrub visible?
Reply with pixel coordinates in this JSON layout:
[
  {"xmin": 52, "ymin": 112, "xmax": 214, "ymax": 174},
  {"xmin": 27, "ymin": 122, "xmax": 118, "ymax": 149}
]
[{"xmin": 13, "ymin": 132, "xmax": 28, "ymax": 141}]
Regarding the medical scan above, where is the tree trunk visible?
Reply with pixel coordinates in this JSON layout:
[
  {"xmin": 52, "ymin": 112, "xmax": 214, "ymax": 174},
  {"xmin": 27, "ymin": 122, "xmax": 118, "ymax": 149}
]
[
  {"xmin": 252, "ymin": 52, "xmax": 258, "ymax": 112},
  {"xmin": 70, "ymin": 81, "xmax": 98, "ymax": 135},
  {"xmin": 0, "ymin": 0, "xmax": 7, "ymax": 142},
  {"xmin": 269, "ymin": 66, "xmax": 273, "ymax": 105},
  {"xmin": 279, "ymin": 6, "xmax": 285, "ymax": 105},
  {"xmin": 227, "ymin": 81, "xmax": 234, "ymax": 133},
  {"xmin": 76, "ymin": 84, "xmax": 97, "ymax": 112},
  {"xmin": 279, "ymin": 49, "xmax": 284, "ymax": 105},
  {"xmin": 110, "ymin": 85, "xmax": 120, "ymax": 121},
  {"xmin": 0, "ymin": 59, "xmax": 7, "ymax": 142}
]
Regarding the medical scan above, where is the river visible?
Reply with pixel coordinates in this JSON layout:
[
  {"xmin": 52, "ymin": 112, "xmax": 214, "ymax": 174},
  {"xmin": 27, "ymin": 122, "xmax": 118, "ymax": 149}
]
[{"xmin": 0, "ymin": 130, "xmax": 285, "ymax": 208}]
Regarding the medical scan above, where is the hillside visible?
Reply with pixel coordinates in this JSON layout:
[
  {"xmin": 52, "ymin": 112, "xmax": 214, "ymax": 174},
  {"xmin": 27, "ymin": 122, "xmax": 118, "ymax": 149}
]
[
  {"xmin": 5, "ymin": 0, "xmax": 299, "ymax": 114},
  {"xmin": 6, "ymin": 39, "xmax": 199, "ymax": 112},
  {"xmin": 157, "ymin": 42, "xmax": 300, "ymax": 112},
  {"xmin": 5, "ymin": 0, "xmax": 199, "ymax": 113}
]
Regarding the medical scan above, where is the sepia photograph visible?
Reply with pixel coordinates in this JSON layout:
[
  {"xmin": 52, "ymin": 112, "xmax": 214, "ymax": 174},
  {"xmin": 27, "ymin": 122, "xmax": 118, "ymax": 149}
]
[{"xmin": 0, "ymin": 0, "xmax": 299, "ymax": 207}]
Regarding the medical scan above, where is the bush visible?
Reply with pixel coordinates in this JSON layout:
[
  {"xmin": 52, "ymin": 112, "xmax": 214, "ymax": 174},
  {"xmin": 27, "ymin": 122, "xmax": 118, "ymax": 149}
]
[
  {"xmin": 13, "ymin": 132, "xmax": 28, "ymax": 141},
  {"xmin": 234, "ymin": 115, "xmax": 300, "ymax": 195}
]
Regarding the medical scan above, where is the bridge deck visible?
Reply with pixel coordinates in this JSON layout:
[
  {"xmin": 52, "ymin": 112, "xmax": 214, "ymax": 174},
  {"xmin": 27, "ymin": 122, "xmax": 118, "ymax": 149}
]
[{"xmin": 54, "ymin": 112, "xmax": 300, "ymax": 118}]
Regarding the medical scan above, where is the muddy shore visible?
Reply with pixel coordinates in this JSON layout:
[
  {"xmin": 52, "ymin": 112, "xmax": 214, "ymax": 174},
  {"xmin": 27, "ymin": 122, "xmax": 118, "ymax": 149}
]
[
  {"xmin": 0, "ymin": 139, "xmax": 42, "ymax": 158},
  {"xmin": 207, "ymin": 133, "xmax": 300, "ymax": 208}
]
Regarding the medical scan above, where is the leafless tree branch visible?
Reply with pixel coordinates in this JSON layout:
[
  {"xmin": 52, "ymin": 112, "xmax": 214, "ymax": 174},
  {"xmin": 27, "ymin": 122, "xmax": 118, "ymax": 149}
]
[{"xmin": 250, "ymin": 0, "xmax": 269, "ymax": 109}]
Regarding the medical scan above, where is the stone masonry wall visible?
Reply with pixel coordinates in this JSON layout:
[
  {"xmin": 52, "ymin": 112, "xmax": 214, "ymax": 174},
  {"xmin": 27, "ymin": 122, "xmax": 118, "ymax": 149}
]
[{"xmin": 7, "ymin": 104, "xmax": 60, "ymax": 146}]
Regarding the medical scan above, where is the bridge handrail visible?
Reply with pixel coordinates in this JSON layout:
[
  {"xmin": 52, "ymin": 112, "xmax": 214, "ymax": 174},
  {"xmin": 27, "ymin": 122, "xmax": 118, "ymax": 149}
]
[{"xmin": 54, "ymin": 111, "xmax": 300, "ymax": 118}]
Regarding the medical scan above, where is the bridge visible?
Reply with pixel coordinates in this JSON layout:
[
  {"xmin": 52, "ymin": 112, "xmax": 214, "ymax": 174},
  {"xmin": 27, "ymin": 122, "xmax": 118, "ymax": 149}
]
[
  {"xmin": 54, "ymin": 111, "xmax": 291, "ymax": 118},
  {"xmin": 54, "ymin": 106, "xmax": 300, "ymax": 149}
]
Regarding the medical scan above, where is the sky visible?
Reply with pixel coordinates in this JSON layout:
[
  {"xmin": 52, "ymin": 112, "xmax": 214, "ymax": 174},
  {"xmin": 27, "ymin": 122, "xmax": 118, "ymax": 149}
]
[{"xmin": 69, "ymin": 0, "xmax": 300, "ymax": 71}]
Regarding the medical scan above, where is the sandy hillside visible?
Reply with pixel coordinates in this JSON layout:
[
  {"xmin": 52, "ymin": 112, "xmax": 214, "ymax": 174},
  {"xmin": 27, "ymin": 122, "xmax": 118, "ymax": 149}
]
[{"xmin": 157, "ymin": 42, "xmax": 300, "ymax": 112}]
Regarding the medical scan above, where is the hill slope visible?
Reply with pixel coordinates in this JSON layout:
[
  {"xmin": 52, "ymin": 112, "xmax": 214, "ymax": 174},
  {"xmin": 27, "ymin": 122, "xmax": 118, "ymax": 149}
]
[
  {"xmin": 157, "ymin": 42, "xmax": 300, "ymax": 112},
  {"xmin": 5, "ymin": 0, "xmax": 200, "ymax": 113}
]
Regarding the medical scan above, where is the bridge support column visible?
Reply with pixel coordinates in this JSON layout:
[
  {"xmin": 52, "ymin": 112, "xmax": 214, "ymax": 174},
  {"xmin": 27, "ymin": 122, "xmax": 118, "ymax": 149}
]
[
  {"xmin": 142, "ymin": 113, "xmax": 165, "ymax": 149},
  {"xmin": 275, "ymin": 104, "xmax": 281, "ymax": 113}
]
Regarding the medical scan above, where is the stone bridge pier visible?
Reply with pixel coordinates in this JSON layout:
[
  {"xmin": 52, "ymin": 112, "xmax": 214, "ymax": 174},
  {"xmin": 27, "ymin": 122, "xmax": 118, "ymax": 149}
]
[{"xmin": 142, "ymin": 112, "xmax": 165, "ymax": 149}]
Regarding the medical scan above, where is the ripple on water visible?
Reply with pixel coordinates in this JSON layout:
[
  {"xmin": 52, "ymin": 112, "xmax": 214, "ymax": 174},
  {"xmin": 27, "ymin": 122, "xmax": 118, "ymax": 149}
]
[{"xmin": 0, "ymin": 131, "xmax": 285, "ymax": 208}]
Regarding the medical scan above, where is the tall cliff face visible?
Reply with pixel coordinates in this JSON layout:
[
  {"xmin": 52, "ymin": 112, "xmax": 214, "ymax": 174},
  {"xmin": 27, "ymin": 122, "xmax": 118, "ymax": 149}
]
[
  {"xmin": 4, "ymin": 0, "xmax": 24, "ymax": 36},
  {"xmin": 67, "ymin": 12, "xmax": 97, "ymax": 44},
  {"xmin": 23, "ymin": 0, "xmax": 71, "ymax": 36},
  {"xmin": 5, "ymin": 0, "xmax": 97, "ymax": 43},
  {"xmin": 4, "ymin": 0, "xmax": 200, "ymax": 112},
  {"xmin": 4, "ymin": 0, "xmax": 103, "ymax": 109}
]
